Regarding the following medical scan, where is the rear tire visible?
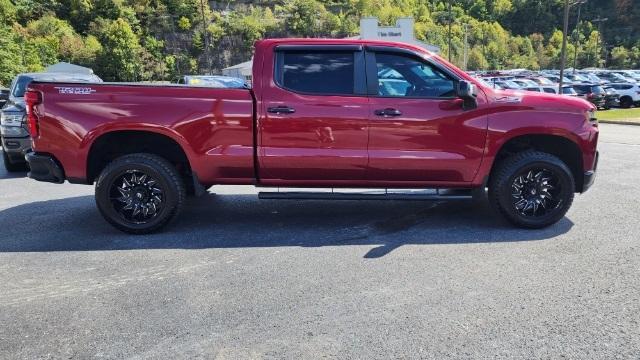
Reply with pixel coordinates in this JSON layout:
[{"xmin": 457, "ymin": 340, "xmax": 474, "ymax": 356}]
[
  {"xmin": 489, "ymin": 151, "xmax": 574, "ymax": 229},
  {"xmin": 95, "ymin": 153, "xmax": 185, "ymax": 234},
  {"xmin": 2, "ymin": 150, "xmax": 28, "ymax": 172}
]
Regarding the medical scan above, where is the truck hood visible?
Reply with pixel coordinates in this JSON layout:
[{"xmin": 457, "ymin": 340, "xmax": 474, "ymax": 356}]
[{"xmin": 488, "ymin": 88, "xmax": 595, "ymax": 113}]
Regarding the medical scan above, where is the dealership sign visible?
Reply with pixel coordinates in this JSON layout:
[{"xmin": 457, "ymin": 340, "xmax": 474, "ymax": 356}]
[{"xmin": 359, "ymin": 17, "xmax": 440, "ymax": 53}]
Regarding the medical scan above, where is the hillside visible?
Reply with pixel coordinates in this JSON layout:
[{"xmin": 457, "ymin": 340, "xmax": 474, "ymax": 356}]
[{"xmin": 1, "ymin": 0, "xmax": 639, "ymax": 83}]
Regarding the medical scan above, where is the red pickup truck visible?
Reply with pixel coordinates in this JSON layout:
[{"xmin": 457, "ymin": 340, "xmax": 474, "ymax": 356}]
[{"xmin": 24, "ymin": 38, "xmax": 599, "ymax": 234}]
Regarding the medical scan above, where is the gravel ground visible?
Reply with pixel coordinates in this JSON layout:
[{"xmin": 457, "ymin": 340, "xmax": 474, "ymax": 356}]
[{"xmin": 0, "ymin": 123, "xmax": 638, "ymax": 359}]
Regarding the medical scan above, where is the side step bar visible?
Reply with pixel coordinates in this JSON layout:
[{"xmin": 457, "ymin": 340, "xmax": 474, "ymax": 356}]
[{"xmin": 258, "ymin": 188, "xmax": 473, "ymax": 201}]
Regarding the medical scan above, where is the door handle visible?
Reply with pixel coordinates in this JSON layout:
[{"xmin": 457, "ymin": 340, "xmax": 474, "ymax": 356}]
[
  {"xmin": 267, "ymin": 106, "xmax": 296, "ymax": 114},
  {"xmin": 374, "ymin": 108, "xmax": 402, "ymax": 117}
]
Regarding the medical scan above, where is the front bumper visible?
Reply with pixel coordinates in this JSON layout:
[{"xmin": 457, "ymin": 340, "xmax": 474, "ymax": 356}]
[
  {"xmin": 1, "ymin": 136, "xmax": 31, "ymax": 163},
  {"xmin": 582, "ymin": 151, "xmax": 599, "ymax": 193},
  {"xmin": 25, "ymin": 152, "xmax": 65, "ymax": 183}
]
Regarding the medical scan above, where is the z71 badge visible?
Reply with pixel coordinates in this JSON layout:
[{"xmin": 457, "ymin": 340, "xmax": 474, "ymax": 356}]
[{"xmin": 54, "ymin": 86, "xmax": 96, "ymax": 95}]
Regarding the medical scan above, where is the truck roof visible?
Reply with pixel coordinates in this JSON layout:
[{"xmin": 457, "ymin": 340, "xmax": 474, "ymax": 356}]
[{"xmin": 256, "ymin": 38, "xmax": 437, "ymax": 57}]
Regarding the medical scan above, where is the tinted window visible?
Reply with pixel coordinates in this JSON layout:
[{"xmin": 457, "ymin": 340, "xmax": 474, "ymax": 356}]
[
  {"xmin": 375, "ymin": 52, "xmax": 455, "ymax": 97},
  {"xmin": 280, "ymin": 51, "xmax": 355, "ymax": 95},
  {"xmin": 573, "ymin": 85, "xmax": 589, "ymax": 94},
  {"xmin": 562, "ymin": 87, "xmax": 577, "ymax": 95},
  {"xmin": 543, "ymin": 88, "xmax": 556, "ymax": 94},
  {"xmin": 526, "ymin": 87, "xmax": 541, "ymax": 92},
  {"xmin": 592, "ymin": 85, "xmax": 605, "ymax": 94}
]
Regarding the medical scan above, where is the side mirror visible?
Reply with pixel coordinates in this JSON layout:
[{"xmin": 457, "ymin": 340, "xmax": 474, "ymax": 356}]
[{"xmin": 457, "ymin": 80, "xmax": 477, "ymax": 110}]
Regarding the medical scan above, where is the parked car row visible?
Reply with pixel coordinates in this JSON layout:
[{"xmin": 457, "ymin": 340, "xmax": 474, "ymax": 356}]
[{"xmin": 471, "ymin": 69, "xmax": 640, "ymax": 110}]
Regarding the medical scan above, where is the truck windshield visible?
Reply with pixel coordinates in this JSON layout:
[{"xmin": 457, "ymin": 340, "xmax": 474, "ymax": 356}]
[{"xmin": 12, "ymin": 76, "xmax": 34, "ymax": 98}]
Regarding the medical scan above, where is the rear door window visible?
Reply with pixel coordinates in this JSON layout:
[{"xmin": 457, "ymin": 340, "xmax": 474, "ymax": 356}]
[{"xmin": 277, "ymin": 51, "xmax": 356, "ymax": 95}]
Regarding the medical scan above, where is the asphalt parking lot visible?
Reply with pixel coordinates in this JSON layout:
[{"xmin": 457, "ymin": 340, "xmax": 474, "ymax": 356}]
[{"xmin": 0, "ymin": 123, "xmax": 639, "ymax": 359}]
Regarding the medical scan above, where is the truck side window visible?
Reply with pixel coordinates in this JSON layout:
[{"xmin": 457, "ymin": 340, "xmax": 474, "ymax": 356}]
[
  {"xmin": 279, "ymin": 51, "xmax": 355, "ymax": 95},
  {"xmin": 374, "ymin": 52, "xmax": 455, "ymax": 98}
]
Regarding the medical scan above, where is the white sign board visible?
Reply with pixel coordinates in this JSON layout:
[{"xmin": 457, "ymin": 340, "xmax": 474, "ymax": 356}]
[{"xmin": 360, "ymin": 17, "xmax": 440, "ymax": 53}]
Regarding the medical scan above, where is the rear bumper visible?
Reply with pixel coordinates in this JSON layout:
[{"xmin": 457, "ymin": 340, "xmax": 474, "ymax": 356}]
[
  {"xmin": 25, "ymin": 152, "xmax": 65, "ymax": 183},
  {"xmin": 582, "ymin": 151, "xmax": 598, "ymax": 193},
  {"xmin": 1, "ymin": 136, "xmax": 31, "ymax": 163}
]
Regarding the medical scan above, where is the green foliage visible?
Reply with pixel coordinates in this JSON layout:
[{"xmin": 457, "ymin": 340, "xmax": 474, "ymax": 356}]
[
  {"xmin": 93, "ymin": 18, "xmax": 142, "ymax": 81},
  {"xmin": 610, "ymin": 46, "xmax": 630, "ymax": 68},
  {"xmin": 0, "ymin": 0, "xmax": 639, "ymax": 85},
  {"xmin": 0, "ymin": 0, "xmax": 17, "ymax": 23},
  {"xmin": 0, "ymin": 25, "xmax": 26, "ymax": 85},
  {"xmin": 177, "ymin": 16, "xmax": 191, "ymax": 31}
]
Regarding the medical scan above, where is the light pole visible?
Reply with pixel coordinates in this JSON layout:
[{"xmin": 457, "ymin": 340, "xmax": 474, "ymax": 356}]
[
  {"xmin": 559, "ymin": 0, "xmax": 570, "ymax": 93},
  {"xmin": 199, "ymin": 0, "xmax": 210, "ymax": 75},
  {"xmin": 572, "ymin": 0, "xmax": 587, "ymax": 74},
  {"xmin": 447, "ymin": 0, "xmax": 452, "ymax": 63},
  {"xmin": 463, "ymin": 23, "xmax": 470, "ymax": 70},
  {"xmin": 592, "ymin": 17, "xmax": 608, "ymax": 68}
]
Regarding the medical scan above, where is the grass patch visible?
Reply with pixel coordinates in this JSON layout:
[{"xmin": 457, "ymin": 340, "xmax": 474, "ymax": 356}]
[{"xmin": 597, "ymin": 108, "xmax": 640, "ymax": 124}]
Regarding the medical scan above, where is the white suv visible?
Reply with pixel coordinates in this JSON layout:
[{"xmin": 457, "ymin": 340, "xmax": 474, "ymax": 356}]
[{"xmin": 607, "ymin": 83, "xmax": 640, "ymax": 108}]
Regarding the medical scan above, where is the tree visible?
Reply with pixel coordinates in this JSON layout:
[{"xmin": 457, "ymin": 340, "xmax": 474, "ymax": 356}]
[
  {"xmin": 0, "ymin": 0, "xmax": 17, "ymax": 23},
  {"xmin": 467, "ymin": 46, "xmax": 488, "ymax": 70},
  {"xmin": 281, "ymin": 0, "xmax": 334, "ymax": 37},
  {"xmin": 0, "ymin": 25, "xmax": 25, "ymax": 85},
  {"xmin": 93, "ymin": 18, "xmax": 142, "ymax": 81},
  {"xmin": 177, "ymin": 16, "xmax": 190, "ymax": 31},
  {"xmin": 609, "ymin": 46, "xmax": 630, "ymax": 68}
]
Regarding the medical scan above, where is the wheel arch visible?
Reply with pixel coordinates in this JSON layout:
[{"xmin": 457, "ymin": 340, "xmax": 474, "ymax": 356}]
[
  {"xmin": 488, "ymin": 133, "xmax": 584, "ymax": 192},
  {"xmin": 86, "ymin": 130, "xmax": 195, "ymax": 190}
]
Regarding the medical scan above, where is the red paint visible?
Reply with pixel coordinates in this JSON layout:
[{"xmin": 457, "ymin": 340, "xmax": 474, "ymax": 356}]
[{"xmin": 28, "ymin": 38, "xmax": 599, "ymax": 190}]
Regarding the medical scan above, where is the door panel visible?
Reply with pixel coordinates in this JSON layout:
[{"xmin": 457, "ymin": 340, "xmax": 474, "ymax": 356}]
[
  {"xmin": 260, "ymin": 94, "xmax": 369, "ymax": 181},
  {"xmin": 257, "ymin": 46, "xmax": 370, "ymax": 182},
  {"xmin": 367, "ymin": 97, "xmax": 487, "ymax": 182},
  {"xmin": 366, "ymin": 50, "xmax": 488, "ymax": 184}
]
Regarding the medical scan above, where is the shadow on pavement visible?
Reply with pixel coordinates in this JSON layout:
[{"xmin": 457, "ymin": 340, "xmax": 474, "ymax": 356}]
[{"xmin": 0, "ymin": 194, "xmax": 574, "ymax": 257}]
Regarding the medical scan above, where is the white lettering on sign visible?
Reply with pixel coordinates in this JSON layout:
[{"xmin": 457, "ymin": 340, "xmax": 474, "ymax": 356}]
[{"xmin": 54, "ymin": 87, "xmax": 96, "ymax": 95}]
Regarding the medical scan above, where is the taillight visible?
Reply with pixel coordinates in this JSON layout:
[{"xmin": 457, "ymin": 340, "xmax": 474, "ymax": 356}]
[
  {"xmin": 25, "ymin": 90, "xmax": 42, "ymax": 137},
  {"xmin": 586, "ymin": 93, "xmax": 594, "ymax": 99}
]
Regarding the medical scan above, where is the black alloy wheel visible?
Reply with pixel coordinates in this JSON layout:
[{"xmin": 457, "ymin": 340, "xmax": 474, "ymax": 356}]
[
  {"xmin": 490, "ymin": 151, "xmax": 575, "ymax": 229},
  {"xmin": 110, "ymin": 170, "xmax": 164, "ymax": 223},
  {"xmin": 95, "ymin": 153, "xmax": 185, "ymax": 234},
  {"xmin": 510, "ymin": 168, "xmax": 563, "ymax": 218}
]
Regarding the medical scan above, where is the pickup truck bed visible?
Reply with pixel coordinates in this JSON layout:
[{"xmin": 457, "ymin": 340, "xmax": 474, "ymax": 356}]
[{"xmin": 30, "ymin": 83, "xmax": 255, "ymax": 185}]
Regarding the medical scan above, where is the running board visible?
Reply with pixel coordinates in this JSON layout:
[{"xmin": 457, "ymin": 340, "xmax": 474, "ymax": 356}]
[{"xmin": 258, "ymin": 188, "xmax": 473, "ymax": 201}]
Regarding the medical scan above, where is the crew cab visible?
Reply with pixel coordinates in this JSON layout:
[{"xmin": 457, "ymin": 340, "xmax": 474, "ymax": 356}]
[{"xmin": 25, "ymin": 39, "xmax": 599, "ymax": 234}]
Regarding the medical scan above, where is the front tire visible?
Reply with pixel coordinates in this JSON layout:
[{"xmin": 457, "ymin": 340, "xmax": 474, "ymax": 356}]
[
  {"xmin": 95, "ymin": 153, "xmax": 186, "ymax": 234},
  {"xmin": 489, "ymin": 151, "xmax": 575, "ymax": 229}
]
